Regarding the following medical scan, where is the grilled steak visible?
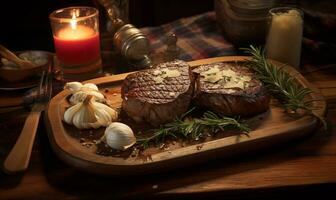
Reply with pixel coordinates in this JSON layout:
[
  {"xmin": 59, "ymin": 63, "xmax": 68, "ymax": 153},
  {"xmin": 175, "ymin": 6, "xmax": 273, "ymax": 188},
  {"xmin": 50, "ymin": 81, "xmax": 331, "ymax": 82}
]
[
  {"xmin": 193, "ymin": 62, "xmax": 270, "ymax": 117},
  {"xmin": 121, "ymin": 60, "xmax": 194, "ymax": 126}
]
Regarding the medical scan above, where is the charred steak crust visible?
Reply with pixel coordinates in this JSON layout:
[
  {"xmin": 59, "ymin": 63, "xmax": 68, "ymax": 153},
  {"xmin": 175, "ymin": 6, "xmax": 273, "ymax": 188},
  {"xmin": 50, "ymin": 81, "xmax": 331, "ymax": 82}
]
[
  {"xmin": 121, "ymin": 60, "xmax": 194, "ymax": 126},
  {"xmin": 193, "ymin": 62, "xmax": 270, "ymax": 117}
]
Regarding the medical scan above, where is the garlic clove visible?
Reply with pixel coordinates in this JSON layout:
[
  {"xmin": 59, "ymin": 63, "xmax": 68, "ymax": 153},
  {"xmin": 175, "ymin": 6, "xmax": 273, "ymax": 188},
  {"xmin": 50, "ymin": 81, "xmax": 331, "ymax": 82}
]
[
  {"xmin": 69, "ymin": 90, "xmax": 105, "ymax": 105},
  {"xmin": 64, "ymin": 82, "xmax": 83, "ymax": 93},
  {"xmin": 104, "ymin": 122, "xmax": 136, "ymax": 150},
  {"xmin": 64, "ymin": 82, "xmax": 105, "ymax": 105},
  {"xmin": 63, "ymin": 102, "xmax": 83, "ymax": 124},
  {"xmin": 94, "ymin": 102, "xmax": 118, "ymax": 122},
  {"xmin": 72, "ymin": 100, "xmax": 99, "ymax": 129},
  {"xmin": 82, "ymin": 83, "xmax": 99, "ymax": 91},
  {"xmin": 95, "ymin": 108, "xmax": 116, "ymax": 127}
]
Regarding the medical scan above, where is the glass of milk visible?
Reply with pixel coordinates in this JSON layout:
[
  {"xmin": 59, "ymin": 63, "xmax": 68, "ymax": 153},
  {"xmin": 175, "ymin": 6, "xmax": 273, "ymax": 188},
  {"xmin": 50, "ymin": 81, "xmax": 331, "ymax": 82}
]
[{"xmin": 265, "ymin": 7, "xmax": 303, "ymax": 69}]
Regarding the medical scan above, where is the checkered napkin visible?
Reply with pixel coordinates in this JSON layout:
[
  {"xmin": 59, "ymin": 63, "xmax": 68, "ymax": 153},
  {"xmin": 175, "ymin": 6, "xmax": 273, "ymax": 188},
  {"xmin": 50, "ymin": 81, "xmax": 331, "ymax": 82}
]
[{"xmin": 140, "ymin": 11, "xmax": 236, "ymax": 61}]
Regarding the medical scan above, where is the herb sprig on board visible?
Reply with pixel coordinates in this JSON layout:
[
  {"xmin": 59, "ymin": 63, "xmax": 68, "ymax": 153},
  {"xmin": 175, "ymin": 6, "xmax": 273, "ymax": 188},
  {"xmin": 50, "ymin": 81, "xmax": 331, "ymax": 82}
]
[
  {"xmin": 136, "ymin": 108, "xmax": 250, "ymax": 149},
  {"xmin": 243, "ymin": 46, "xmax": 326, "ymax": 129},
  {"xmin": 242, "ymin": 46, "xmax": 313, "ymax": 112}
]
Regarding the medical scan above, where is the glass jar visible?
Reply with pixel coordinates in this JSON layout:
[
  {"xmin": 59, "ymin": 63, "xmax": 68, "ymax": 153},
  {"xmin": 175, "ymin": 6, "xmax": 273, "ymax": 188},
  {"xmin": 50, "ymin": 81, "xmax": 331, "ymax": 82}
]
[
  {"xmin": 50, "ymin": 7, "xmax": 102, "ymax": 80},
  {"xmin": 265, "ymin": 7, "xmax": 304, "ymax": 69}
]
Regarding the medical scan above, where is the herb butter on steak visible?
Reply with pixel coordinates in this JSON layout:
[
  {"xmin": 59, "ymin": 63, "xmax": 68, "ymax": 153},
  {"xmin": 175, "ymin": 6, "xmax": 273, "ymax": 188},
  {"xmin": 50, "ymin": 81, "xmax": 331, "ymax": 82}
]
[
  {"xmin": 121, "ymin": 60, "xmax": 194, "ymax": 126},
  {"xmin": 193, "ymin": 62, "xmax": 270, "ymax": 117}
]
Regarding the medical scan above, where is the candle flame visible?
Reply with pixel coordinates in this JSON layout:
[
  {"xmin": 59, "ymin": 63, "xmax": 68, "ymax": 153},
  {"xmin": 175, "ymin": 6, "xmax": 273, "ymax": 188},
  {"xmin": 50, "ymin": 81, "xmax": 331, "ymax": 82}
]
[{"xmin": 70, "ymin": 10, "xmax": 77, "ymax": 30}]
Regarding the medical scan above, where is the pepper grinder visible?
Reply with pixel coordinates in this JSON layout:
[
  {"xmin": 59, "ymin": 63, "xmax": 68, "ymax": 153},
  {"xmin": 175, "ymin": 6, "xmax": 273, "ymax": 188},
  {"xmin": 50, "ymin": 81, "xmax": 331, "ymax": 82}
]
[{"xmin": 98, "ymin": 0, "xmax": 151, "ymax": 68}]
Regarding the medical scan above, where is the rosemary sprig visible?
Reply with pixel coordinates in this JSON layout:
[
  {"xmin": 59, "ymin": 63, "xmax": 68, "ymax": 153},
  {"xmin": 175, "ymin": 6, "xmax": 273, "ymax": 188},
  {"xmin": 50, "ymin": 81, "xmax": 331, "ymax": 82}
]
[
  {"xmin": 137, "ymin": 108, "xmax": 250, "ymax": 148},
  {"xmin": 242, "ymin": 45, "xmax": 312, "ymax": 112},
  {"xmin": 243, "ymin": 46, "xmax": 327, "ymax": 130}
]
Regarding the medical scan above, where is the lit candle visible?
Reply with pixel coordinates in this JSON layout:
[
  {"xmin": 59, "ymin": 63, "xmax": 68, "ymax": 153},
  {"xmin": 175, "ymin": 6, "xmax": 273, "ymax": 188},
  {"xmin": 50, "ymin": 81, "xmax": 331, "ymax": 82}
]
[{"xmin": 53, "ymin": 11, "xmax": 100, "ymax": 66}]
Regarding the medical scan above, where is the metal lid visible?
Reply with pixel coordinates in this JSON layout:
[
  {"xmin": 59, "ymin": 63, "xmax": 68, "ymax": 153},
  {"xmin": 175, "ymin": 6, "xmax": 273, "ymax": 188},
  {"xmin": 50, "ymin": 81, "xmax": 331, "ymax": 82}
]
[
  {"xmin": 114, "ymin": 24, "xmax": 150, "ymax": 60},
  {"xmin": 121, "ymin": 34, "xmax": 150, "ymax": 60},
  {"xmin": 113, "ymin": 23, "xmax": 151, "ymax": 68}
]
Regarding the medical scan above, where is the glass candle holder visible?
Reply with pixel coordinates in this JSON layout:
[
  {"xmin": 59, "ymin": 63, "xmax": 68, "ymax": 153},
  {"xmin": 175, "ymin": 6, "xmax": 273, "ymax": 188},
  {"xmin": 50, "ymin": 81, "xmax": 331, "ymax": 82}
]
[
  {"xmin": 265, "ymin": 7, "xmax": 303, "ymax": 69},
  {"xmin": 50, "ymin": 7, "xmax": 102, "ymax": 80}
]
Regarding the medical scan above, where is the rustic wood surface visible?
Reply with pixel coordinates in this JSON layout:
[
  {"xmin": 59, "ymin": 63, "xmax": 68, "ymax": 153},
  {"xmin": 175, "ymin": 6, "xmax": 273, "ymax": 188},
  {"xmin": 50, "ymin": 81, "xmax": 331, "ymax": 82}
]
[{"xmin": 0, "ymin": 60, "xmax": 336, "ymax": 199}]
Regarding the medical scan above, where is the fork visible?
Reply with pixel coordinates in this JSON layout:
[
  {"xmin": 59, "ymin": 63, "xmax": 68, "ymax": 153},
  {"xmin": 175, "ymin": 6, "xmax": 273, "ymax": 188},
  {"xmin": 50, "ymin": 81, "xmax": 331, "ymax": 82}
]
[{"xmin": 3, "ymin": 65, "xmax": 52, "ymax": 174}]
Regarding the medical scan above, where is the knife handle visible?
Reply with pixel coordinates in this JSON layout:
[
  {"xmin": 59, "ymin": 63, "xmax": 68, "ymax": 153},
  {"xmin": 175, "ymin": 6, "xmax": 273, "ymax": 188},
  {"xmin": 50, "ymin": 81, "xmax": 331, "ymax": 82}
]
[{"xmin": 3, "ymin": 108, "xmax": 41, "ymax": 174}]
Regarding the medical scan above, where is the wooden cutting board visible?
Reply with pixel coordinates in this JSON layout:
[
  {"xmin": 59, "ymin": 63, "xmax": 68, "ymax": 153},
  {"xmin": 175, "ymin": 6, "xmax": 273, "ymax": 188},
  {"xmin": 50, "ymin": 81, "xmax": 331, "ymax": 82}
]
[{"xmin": 45, "ymin": 56, "xmax": 326, "ymax": 175}]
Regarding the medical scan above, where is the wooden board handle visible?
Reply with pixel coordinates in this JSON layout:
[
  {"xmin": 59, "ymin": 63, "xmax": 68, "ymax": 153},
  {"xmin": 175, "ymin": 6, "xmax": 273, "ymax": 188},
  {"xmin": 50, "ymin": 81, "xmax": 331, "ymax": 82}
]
[{"xmin": 3, "ymin": 108, "xmax": 41, "ymax": 174}]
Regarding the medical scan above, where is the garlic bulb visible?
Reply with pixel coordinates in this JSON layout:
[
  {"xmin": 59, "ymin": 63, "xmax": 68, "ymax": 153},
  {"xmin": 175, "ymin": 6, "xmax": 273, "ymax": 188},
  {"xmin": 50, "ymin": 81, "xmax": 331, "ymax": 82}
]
[
  {"xmin": 69, "ymin": 90, "xmax": 105, "ymax": 105},
  {"xmin": 103, "ymin": 122, "xmax": 136, "ymax": 150},
  {"xmin": 64, "ymin": 95, "xmax": 118, "ymax": 129},
  {"xmin": 64, "ymin": 82, "xmax": 105, "ymax": 104}
]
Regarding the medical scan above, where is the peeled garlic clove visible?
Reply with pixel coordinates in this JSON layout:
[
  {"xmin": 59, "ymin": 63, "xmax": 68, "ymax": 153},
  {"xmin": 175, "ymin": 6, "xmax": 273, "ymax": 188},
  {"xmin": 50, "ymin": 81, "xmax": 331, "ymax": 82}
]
[
  {"xmin": 104, "ymin": 122, "xmax": 136, "ymax": 150},
  {"xmin": 64, "ymin": 82, "xmax": 83, "ymax": 93}
]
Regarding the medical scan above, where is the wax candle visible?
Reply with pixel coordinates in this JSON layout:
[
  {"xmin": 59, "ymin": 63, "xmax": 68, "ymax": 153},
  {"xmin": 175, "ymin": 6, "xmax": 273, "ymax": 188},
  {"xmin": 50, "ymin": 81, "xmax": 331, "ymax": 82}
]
[
  {"xmin": 50, "ymin": 7, "xmax": 102, "ymax": 80},
  {"xmin": 266, "ymin": 8, "xmax": 303, "ymax": 69},
  {"xmin": 54, "ymin": 25, "xmax": 100, "ymax": 65}
]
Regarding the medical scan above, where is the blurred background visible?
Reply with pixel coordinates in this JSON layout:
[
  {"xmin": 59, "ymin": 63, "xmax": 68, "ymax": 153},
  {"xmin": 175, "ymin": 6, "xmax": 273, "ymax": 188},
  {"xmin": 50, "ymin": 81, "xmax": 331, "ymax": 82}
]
[
  {"xmin": 0, "ymin": 0, "xmax": 335, "ymax": 64},
  {"xmin": 0, "ymin": 0, "xmax": 213, "ymax": 51}
]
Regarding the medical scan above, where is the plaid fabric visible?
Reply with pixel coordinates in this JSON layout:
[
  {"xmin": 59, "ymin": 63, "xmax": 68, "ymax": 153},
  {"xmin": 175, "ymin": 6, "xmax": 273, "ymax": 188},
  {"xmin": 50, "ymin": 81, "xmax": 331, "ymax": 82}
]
[{"xmin": 140, "ymin": 12, "xmax": 236, "ymax": 61}]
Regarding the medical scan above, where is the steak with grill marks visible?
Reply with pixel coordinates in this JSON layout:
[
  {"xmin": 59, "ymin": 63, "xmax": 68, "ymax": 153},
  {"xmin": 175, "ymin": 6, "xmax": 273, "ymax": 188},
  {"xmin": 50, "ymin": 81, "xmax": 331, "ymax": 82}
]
[
  {"xmin": 193, "ymin": 62, "xmax": 270, "ymax": 117},
  {"xmin": 121, "ymin": 60, "xmax": 194, "ymax": 126}
]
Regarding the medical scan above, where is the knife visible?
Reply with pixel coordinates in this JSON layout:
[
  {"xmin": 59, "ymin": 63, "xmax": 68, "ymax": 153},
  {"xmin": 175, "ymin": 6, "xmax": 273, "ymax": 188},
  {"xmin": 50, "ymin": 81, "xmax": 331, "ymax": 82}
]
[{"xmin": 3, "ymin": 65, "xmax": 53, "ymax": 174}]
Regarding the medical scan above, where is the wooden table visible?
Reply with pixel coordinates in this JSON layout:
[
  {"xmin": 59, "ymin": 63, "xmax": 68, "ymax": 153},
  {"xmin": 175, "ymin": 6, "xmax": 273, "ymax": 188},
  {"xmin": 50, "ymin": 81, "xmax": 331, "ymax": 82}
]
[{"xmin": 0, "ymin": 61, "xmax": 336, "ymax": 199}]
